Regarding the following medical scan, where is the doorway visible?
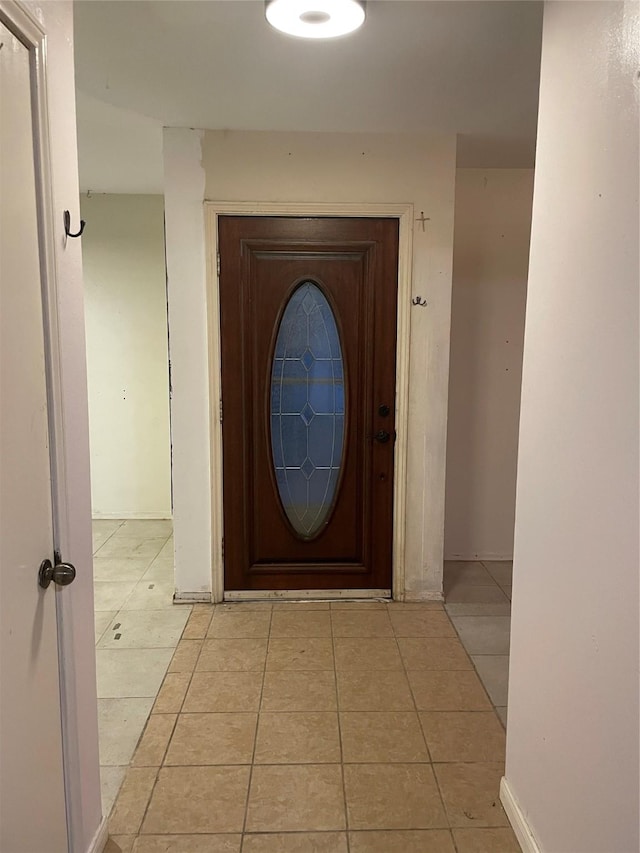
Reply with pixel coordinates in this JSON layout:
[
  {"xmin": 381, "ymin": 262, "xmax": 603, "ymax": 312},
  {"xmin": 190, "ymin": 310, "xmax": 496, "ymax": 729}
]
[{"xmin": 218, "ymin": 216, "xmax": 399, "ymax": 593}]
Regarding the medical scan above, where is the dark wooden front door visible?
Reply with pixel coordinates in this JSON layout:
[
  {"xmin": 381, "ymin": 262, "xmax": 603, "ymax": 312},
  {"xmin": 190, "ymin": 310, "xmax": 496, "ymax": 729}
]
[{"xmin": 219, "ymin": 216, "xmax": 399, "ymax": 591}]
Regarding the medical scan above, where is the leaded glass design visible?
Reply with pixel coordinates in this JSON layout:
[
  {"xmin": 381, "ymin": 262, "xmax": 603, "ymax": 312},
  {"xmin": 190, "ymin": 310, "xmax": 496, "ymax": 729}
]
[{"xmin": 270, "ymin": 281, "xmax": 345, "ymax": 538}]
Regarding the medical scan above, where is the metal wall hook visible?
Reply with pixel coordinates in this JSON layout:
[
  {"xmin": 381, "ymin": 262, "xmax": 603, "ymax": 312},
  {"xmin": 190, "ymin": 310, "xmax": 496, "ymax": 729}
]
[
  {"xmin": 63, "ymin": 209, "xmax": 85, "ymax": 238},
  {"xmin": 412, "ymin": 296, "xmax": 427, "ymax": 307}
]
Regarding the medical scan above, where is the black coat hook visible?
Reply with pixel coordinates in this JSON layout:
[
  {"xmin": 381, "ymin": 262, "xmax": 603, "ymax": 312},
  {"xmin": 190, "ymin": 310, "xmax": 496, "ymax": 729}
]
[
  {"xmin": 412, "ymin": 296, "xmax": 427, "ymax": 307},
  {"xmin": 64, "ymin": 210, "xmax": 85, "ymax": 238}
]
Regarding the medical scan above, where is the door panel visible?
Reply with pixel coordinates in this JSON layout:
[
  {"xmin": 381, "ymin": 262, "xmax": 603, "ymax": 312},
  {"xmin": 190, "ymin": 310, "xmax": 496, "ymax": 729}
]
[
  {"xmin": 219, "ymin": 217, "xmax": 398, "ymax": 591},
  {"xmin": 0, "ymin": 21, "xmax": 68, "ymax": 852}
]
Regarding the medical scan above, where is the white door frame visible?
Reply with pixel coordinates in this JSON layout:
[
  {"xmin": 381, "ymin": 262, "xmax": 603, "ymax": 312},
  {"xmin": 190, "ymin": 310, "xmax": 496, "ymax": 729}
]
[
  {"xmin": 0, "ymin": 3, "xmax": 104, "ymax": 851},
  {"xmin": 205, "ymin": 201, "xmax": 413, "ymax": 601}
]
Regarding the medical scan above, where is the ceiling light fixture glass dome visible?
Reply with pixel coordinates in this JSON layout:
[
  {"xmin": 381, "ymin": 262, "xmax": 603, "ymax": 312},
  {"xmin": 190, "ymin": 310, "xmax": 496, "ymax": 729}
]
[{"xmin": 265, "ymin": 0, "xmax": 365, "ymax": 39}]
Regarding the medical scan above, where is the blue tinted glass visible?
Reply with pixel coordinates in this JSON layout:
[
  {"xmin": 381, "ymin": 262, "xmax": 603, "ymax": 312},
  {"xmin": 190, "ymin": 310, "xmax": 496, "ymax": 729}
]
[{"xmin": 270, "ymin": 281, "xmax": 345, "ymax": 538}]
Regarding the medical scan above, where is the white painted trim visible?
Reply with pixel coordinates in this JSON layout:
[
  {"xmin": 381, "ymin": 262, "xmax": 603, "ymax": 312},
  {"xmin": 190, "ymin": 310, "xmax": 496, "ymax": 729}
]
[
  {"xmin": 446, "ymin": 553, "xmax": 514, "ymax": 562},
  {"xmin": 174, "ymin": 591, "xmax": 211, "ymax": 604},
  {"xmin": 204, "ymin": 201, "xmax": 413, "ymax": 602},
  {"xmin": 85, "ymin": 817, "xmax": 108, "ymax": 853},
  {"xmin": 500, "ymin": 777, "xmax": 542, "ymax": 853},
  {"xmin": 225, "ymin": 589, "xmax": 391, "ymax": 602},
  {"xmin": 92, "ymin": 512, "xmax": 173, "ymax": 520}
]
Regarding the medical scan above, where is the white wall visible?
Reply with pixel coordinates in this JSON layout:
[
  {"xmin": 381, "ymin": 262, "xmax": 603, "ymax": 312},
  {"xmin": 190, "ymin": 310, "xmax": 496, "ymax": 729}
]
[
  {"xmin": 503, "ymin": 3, "xmax": 639, "ymax": 852},
  {"xmin": 445, "ymin": 169, "xmax": 533, "ymax": 560},
  {"xmin": 164, "ymin": 128, "xmax": 457, "ymax": 599},
  {"xmin": 82, "ymin": 193, "xmax": 171, "ymax": 519}
]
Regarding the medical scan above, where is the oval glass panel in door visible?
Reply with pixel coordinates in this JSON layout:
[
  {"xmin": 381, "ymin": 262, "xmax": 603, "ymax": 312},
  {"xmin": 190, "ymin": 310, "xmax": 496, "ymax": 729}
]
[{"xmin": 270, "ymin": 281, "xmax": 345, "ymax": 539}]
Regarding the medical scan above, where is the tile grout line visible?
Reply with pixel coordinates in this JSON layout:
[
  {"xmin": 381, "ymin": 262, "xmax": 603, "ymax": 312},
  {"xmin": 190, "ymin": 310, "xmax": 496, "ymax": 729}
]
[
  {"xmin": 331, "ymin": 607, "xmax": 351, "ymax": 853},
  {"xmin": 240, "ymin": 604, "xmax": 272, "ymax": 844}
]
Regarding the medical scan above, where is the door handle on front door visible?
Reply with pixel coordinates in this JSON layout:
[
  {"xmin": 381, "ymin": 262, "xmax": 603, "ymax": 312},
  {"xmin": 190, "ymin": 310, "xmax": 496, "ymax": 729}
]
[{"xmin": 38, "ymin": 558, "xmax": 76, "ymax": 589}]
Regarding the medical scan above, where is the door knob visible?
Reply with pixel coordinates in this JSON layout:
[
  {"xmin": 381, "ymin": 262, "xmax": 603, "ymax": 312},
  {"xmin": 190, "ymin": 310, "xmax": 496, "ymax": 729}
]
[
  {"xmin": 374, "ymin": 429, "xmax": 391, "ymax": 444},
  {"xmin": 378, "ymin": 404, "xmax": 390, "ymax": 417},
  {"xmin": 38, "ymin": 558, "xmax": 76, "ymax": 589}
]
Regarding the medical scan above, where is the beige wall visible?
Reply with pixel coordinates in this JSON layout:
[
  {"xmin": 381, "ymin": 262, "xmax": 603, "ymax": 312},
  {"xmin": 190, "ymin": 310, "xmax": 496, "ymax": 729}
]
[
  {"xmin": 445, "ymin": 169, "xmax": 533, "ymax": 560},
  {"xmin": 503, "ymin": 2, "xmax": 639, "ymax": 851},
  {"xmin": 164, "ymin": 128, "xmax": 457, "ymax": 599},
  {"xmin": 82, "ymin": 193, "xmax": 171, "ymax": 518}
]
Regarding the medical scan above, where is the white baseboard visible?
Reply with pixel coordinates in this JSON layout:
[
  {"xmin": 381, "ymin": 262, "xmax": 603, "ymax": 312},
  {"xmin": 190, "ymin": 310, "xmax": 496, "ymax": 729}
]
[
  {"xmin": 174, "ymin": 591, "xmax": 212, "ymax": 604},
  {"xmin": 92, "ymin": 512, "xmax": 172, "ymax": 520},
  {"xmin": 86, "ymin": 816, "xmax": 109, "ymax": 853},
  {"xmin": 500, "ymin": 777, "xmax": 542, "ymax": 853},
  {"xmin": 445, "ymin": 553, "xmax": 513, "ymax": 562}
]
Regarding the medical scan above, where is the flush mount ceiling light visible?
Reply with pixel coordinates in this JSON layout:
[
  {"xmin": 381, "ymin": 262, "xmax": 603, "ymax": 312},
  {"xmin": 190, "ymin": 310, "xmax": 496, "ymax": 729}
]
[{"xmin": 265, "ymin": 0, "xmax": 365, "ymax": 39}]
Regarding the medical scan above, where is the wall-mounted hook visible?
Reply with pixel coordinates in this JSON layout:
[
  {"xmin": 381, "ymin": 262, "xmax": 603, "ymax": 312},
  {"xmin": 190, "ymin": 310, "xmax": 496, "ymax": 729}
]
[
  {"xmin": 63, "ymin": 210, "xmax": 85, "ymax": 238},
  {"xmin": 412, "ymin": 296, "xmax": 427, "ymax": 307}
]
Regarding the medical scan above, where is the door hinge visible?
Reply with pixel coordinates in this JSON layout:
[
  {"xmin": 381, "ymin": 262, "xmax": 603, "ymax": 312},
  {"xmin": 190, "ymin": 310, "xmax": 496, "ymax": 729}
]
[
  {"xmin": 219, "ymin": 398, "xmax": 223, "ymax": 424},
  {"xmin": 216, "ymin": 253, "xmax": 221, "ymax": 277}
]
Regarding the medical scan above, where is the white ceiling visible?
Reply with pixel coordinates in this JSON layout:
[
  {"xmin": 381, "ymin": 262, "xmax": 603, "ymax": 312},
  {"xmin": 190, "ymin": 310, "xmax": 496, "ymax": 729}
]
[{"xmin": 74, "ymin": 0, "xmax": 543, "ymax": 193}]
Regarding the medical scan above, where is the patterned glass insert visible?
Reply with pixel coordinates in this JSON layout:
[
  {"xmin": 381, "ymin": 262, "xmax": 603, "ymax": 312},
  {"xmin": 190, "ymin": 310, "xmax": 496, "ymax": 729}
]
[{"xmin": 270, "ymin": 281, "xmax": 345, "ymax": 538}]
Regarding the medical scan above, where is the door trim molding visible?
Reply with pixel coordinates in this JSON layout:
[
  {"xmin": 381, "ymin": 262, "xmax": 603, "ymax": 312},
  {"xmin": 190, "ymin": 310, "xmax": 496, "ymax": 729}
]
[{"xmin": 205, "ymin": 201, "xmax": 413, "ymax": 601}]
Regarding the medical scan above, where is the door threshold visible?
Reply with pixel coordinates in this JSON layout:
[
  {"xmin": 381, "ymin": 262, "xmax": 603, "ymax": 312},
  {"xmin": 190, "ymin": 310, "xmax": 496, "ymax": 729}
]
[{"xmin": 224, "ymin": 589, "xmax": 391, "ymax": 602}]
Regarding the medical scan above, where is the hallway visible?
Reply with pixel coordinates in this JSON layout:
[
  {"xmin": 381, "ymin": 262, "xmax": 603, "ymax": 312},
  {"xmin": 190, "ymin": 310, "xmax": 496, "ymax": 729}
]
[{"xmin": 104, "ymin": 597, "xmax": 517, "ymax": 852}]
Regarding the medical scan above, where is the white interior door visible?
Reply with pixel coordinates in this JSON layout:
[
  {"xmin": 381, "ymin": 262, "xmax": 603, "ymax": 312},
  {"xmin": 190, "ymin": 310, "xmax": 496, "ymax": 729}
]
[{"xmin": 0, "ymin": 19, "xmax": 69, "ymax": 853}]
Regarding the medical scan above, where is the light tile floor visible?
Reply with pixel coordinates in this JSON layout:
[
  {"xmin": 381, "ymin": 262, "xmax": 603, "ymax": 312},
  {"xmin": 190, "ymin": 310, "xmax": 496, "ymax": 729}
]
[
  {"xmin": 444, "ymin": 560, "xmax": 513, "ymax": 728},
  {"xmin": 102, "ymin": 596, "xmax": 520, "ymax": 852},
  {"xmin": 93, "ymin": 520, "xmax": 191, "ymax": 818}
]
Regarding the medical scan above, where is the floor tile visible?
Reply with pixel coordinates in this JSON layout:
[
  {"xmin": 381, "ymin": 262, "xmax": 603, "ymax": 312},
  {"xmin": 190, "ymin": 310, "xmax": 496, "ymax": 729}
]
[
  {"xmin": 246, "ymin": 764, "xmax": 346, "ymax": 832},
  {"xmin": 420, "ymin": 711, "xmax": 506, "ymax": 762},
  {"xmin": 449, "ymin": 616, "xmax": 511, "ymax": 655},
  {"xmin": 152, "ymin": 673, "xmax": 191, "ymax": 714},
  {"xmin": 452, "ymin": 827, "xmax": 521, "ymax": 852},
  {"xmin": 101, "ymin": 765, "xmax": 127, "ymax": 817},
  {"xmin": 340, "ymin": 712, "xmax": 429, "ymax": 762},
  {"xmin": 445, "ymin": 603, "xmax": 511, "ymax": 617},
  {"xmin": 389, "ymin": 610, "xmax": 457, "ymax": 638},
  {"xmin": 407, "ymin": 670, "xmax": 491, "ymax": 711},
  {"xmin": 131, "ymin": 714, "xmax": 176, "ymax": 767},
  {"xmin": 434, "ymin": 762, "xmax": 508, "ymax": 827},
  {"xmin": 97, "ymin": 649, "xmax": 173, "ymax": 698},
  {"xmin": 95, "ymin": 610, "xmax": 117, "ymax": 644},
  {"xmin": 471, "ymin": 655, "xmax": 510, "ymax": 706},
  {"xmin": 98, "ymin": 536, "xmax": 168, "ymax": 563},
  {"xmin": 164, "ymin": 712, "xmax": 257, "ymax": 764},
  {"xmin": 398, "ymin": 638, "xmax": 472, "ymax": 671},
  {"xmin": 481, "ymin": 561, "xmax": 513, "ymax": 587},
  {"xmin": 95, "ymin": 581, "xmax": 137, "ymax": 612},
  {"xmin": 118, "ymin": 520, "xmax": 173, "ymax": 539},
  {"xmin": 333, "ymin": 638, "xmax": 401, "ymax": 670},
  {"xmin": 94, "ymin": 558, "xmax": 151, "ymax": 583},
  {"xmin": 93, "ymin": 520, "xmax": 124, "ymax": 553},
  {"xmin": 98, "ymin": 698, "xmax": 154, "ymax": 765},
  {"xmin": 156, "ymin": 538, "xmax": 174, "ymax": 561},
  {"xmin": 217, "ymin": 602, "xmax": 273, "ymax": 612},
  {"xmin": 444, "ymin": 562, "xmax": 496, "ymax": 587},
  {"xmin": 168, "ymin": 639, "xmax": 203, "ymax": 673},
  {"xmin": 271, "ymin": 601, "xmax": 331, "ymax": 611},
  {"xmin": 98, "ymin": 609, "xmax": 190, "ymax": 650},
  {"xmin": 183, "ymin": 671, "xmax": 263, "ymax": 712},
  {"xmin": 266, "ymin": 638, "xmax": 334, "ymax": 670},
  {"xmin": 182, "ymin": 608, "xmax": 214, "ymax": 639},
  {"xmin": 336, "ymin": 670, "xmax": 414, "ymax": 711},
  {"xmin": 207, "ymin": 611, "xmax": 271, "ymax": 638},
  {"xmin": 386, "ymin": 601, "xmax": 444, "ymax": 611},
  {"xmin": 344, "ymin": 763, "xmax": 447, "ymax": 830},
  {"xmin": 105, "ymin": 836, "xmax": 135, "ymax": 853},
  {"xmin": 242, "ymin": 833, "xmax": 347, "ymax": 853},
  {"xmin": 197, "ymin": 638, "xmax": 268, "ymax": 671},
  {"xmin": 141, "ymin": 766, "xmax": 250, "ymax": 833},
  {"xmin": 349, "ymin": 830, "xmax": 456, "ymax": 852},
  {"xmin": 330, "ymin": 601, "xmax": 386, "ymax": 610},
  {"xmin": 255, "ymin": 712, "xmax": 341, "ymax": 763},
  {"xmin": 261, "ymin": 670, "xmax": 337, "ymax": 711},
  {"xmin": 141, "ymin": 559, "xmax": 174, "ymax": 583},
  {"xmin": 496, "ymin": 706, "xmax": 508, "ymax": 727},
  {"xmin": 270, "ymin": 611, "xmax": 332, "ymax": 637},
  {"xmin": 133, "ymin": 837, "xmax": 240, "ymax": 853},
  {"xmin": 109, "ymin": 767, "xmax": 158, "ymax": 835},
  {"xmin": 330, "ymin": 611, "xmax": 393, "ymax": 637},
  {"xmin": 121, "ymin": 580, "xmax": 176, "ymax": 610},
  {"xmin": 501, "ymin": 585, "xmax": 512, "ymax": 601},
  {"xmin": 445, "ymin": 584, "xmax": 509, "ymax": 605}
]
